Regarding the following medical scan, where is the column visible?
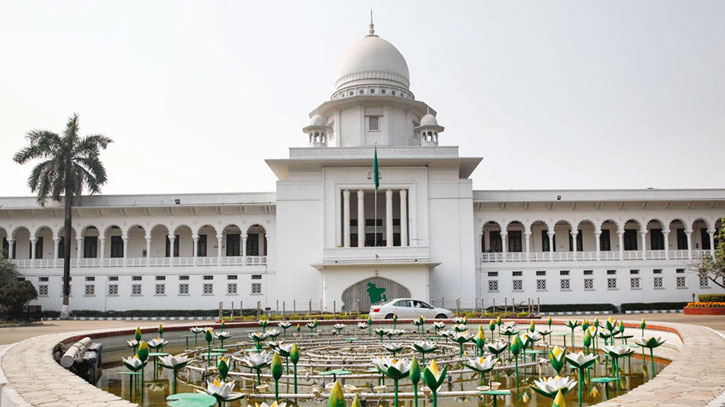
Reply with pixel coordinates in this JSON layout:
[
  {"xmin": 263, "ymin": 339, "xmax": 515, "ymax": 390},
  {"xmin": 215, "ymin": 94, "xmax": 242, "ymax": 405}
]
[
  {"xmin": 169, "ymin": 234, "xmax": 176, "ymax": 260},
  {"xmin": 640, "ymin": 231, "xmax": 647, "ymax": 260},
  {"xmin": 548, "ymin": 231, "xmax": 555, "ymax": 261},
  {"xmin": 30, "ymin": 237, "xmax": 36, "ymax": 267},
  {"xmin": 76, "ymin": 237, "xmax": 83, "ymax": 262},
  {"xmin": 122, "ymin": 237, "xmax": 128, "ymax": 266},
  {"xmin": 99, "ymin": 237, "xmax": 105, "ymax": 268},
  {"xmin": 663, "ymin": 231, "xmax": 670, "ymax": 260},
  {"xmin": 708, "ymin": 230, "xmax": 716, "ymax": 257},
  {"xmin": 618, "ymin": 232, "xmax": 624, "ymax": 261},
  {"xmin": 242, "ymin": 233, "xmax": 248, "ymax": 258},
  {"xmin": 7, "ymin": 239, "xmax": 14, "ymax": 260},
  {"xmin": 501, "ymin": 232, "xmax": 508, "ymax": 263},
  {"xmin": 385, "ymin": 189, "xmax": 393, "ymax": 247},
  {"xmin": 217, "ymin": 234, "xmax": 223, "ymax": 264},
  {"xmin": 192, "ymin": 234, "xmax": 198, "ymax": 264},
  {"xmin": 343, "ymin": 189, "xmax": 351, "ymax": 248},
  {"xmin": 524, "ymin": 231, "xmax": 532, "ymax": 261},
  {"xmin": 144, "ymin": 235, "xmax": 151, "ymax": 266},
  {"xmin": 357, "ymin": 190, "xmax": 365, "ymax": 248},
  {"xmin": 53, "ymin": 237, "xmax": 60, "ymax": 266},
  {"xmin": 399, "ymin": 189, "xmax": 408, "ymax": 247},
  {"xmin": 594, "ymin": 230, "xmax": 601, "ymax": 261},
  {"xmin": 685, "ymin": 230, "xmax": 693, "ymax": 260},
  {"xmin": 570, "ymin": 230, "xmax": 578, "ymax": 259}
]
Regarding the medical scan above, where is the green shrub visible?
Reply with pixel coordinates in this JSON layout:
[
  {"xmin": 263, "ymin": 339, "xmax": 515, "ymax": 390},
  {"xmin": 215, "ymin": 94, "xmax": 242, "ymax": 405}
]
[
  {"xmin": 537, "ymin": 303, "xmax": 618, "ymax": 313},
  {"xmin": 620, "ymin": 302, "xmax": 688, "ymax": 311},
  {"xmin": 699, "ymin": 294, "xmax": 725, "ymax": 302},
  {"xmin": 517, "ymin": 312, "xmax": 529, "ymax": 317}
]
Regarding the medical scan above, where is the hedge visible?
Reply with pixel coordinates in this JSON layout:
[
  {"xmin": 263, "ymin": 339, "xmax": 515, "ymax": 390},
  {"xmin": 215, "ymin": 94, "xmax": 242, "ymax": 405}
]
[
  {"xmin": 698, "ymin": 294, "xmax": 725, "ymax": 302},
  {"xmin": 537, "ymin": 303, "xmax": 618, "ymax": 313},
  {"xmin": 620, "ymin": 302, "xmax": 688, "ymax": 312}
]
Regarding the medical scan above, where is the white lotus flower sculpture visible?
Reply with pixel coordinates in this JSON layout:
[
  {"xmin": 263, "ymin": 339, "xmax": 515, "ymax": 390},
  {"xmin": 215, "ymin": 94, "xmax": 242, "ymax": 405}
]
[
  {"xmin": 531, "ymin": 375, "xmax": 578, "ymax": 399},
  {"xmin": 384, "ymin": 343, "xmax": 405, "ymax": 357},
  {"xmin": 147, "ymin": 337, "xmax": 169, "ymax": 349},
  {"xmin": 463, "ymin": 354, "xmax": 498, "ymax": 385},
  {"xmin": 234, "ymin": 351, "xmax": 273, "ymax": 385},
  {"xmin": 205, "ymin": 378, "xmax": 244, "ymax": 402}
]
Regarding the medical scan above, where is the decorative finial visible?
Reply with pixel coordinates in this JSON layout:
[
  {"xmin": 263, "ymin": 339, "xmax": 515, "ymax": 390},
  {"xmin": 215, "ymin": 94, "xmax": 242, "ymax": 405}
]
[{"xmin": 368, "ymin": 10, "xmax": 375, "ymax": 36}]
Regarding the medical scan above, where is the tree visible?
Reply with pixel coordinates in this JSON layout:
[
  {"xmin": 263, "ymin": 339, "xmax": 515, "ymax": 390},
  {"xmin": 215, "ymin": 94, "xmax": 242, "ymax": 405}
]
[
  {"xmin": 0, "ymin": 280, "xmax": 38, "ymax": 321},
  {"xmin": 13, "ymin": 114, "xmax": 112, "ymax": 318},
  {"xmin": 692, "ymin": 217, "xmax": 725, "ymax": 290},
  {"xmin": 0, "ymin": 255, "xmax": 19, "ymax": 287}
]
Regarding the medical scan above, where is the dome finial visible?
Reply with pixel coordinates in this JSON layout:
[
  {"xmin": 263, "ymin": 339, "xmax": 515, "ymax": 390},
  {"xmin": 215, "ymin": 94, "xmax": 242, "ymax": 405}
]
[{"xmin": 368, "ymin": 10, "xmax": 376, "ymax": 36}]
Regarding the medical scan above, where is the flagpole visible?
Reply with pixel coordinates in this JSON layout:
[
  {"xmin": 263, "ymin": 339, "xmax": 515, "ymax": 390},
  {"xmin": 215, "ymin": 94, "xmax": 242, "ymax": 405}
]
[{"xmin": 374, "ymin": 188, "xmax": 377, "ymax": 247}]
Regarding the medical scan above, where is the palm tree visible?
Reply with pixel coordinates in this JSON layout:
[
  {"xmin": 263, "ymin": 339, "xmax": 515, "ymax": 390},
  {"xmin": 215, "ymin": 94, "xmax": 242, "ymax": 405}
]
[{"xmin": 13, "ymin": 114, "xmax": 112, "ymax": 318}]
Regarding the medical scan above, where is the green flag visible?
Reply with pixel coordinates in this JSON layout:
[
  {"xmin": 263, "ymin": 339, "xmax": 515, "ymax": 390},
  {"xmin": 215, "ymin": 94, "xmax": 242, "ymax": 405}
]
[{"xmin": 373, "ymin": 146, "xmax": 379, "ymax": 190}]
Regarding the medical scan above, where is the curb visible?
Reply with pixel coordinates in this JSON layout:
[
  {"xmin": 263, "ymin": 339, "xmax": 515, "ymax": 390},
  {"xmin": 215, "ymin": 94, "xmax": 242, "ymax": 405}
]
[{"xmin": 540, "ymin": 309, "xmax": 683, "ymax": 316}]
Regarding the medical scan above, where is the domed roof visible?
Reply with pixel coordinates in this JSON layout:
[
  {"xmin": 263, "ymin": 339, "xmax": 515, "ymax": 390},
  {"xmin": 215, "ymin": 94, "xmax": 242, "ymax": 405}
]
[
  {"xmin": 335, "ymin": 33, "xmax": 410, "ymax": 91},
  {"xmin": 309, "ymin": 114, "xmax": 327, "ymax": 127},
  {"xmin": 420, "ymin": 113, "xmax": 438, "ymax": 126}
]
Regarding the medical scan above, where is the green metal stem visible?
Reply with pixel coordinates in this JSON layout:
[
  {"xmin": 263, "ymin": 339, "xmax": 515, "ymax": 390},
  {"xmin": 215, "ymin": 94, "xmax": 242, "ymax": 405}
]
[
  {"xmin": 293, "ymin": 363, "xmax": 298, "ymax": 394},
  {"xmin": 578, "ymin": 368, "xmax": 584, "ymax": 407}
]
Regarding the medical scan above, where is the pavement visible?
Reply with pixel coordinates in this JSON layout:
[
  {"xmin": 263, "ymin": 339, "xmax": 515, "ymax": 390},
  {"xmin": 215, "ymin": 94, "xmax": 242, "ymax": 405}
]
[
  {"xmin": 0, "ymin": 319, "xmax": 218, "ymax": 345},
  {"xmin": 0, "ymin": 313, "xmax": 723, "ymax": 345}
]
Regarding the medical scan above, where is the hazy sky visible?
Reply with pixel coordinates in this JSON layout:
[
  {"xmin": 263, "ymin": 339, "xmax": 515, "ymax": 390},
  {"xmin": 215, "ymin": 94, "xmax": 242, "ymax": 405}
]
[{"xmin": 1, "ymin": 0, "xmax": 723, "ymax": 197}]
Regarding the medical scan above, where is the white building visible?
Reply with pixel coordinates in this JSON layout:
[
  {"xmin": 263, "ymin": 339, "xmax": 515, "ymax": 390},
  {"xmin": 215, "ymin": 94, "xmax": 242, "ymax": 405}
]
[{"xmin": 1, "ymin": 23, "xmax": 723, "ymax": 313}]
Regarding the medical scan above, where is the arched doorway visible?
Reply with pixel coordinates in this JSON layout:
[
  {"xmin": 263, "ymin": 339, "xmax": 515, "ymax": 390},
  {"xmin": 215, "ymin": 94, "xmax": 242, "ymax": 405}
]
[{"xmin": 341, "ymin": 277, "xmax": 411, "ymax": 312}]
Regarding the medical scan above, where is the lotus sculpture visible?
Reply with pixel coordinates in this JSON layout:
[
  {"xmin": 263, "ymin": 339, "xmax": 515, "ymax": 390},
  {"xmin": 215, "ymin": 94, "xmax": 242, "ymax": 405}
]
[
  {"xmin": 333, "ymin": 323, "xmax": 346, "ymax": 335},
  {"xmin": 373, "ymin": 356, "xmax": 411, "ymax": 407},
  {"xmin": 531, "ymin": 376, "xmax": 577, "ymax": 399},
  {"xmin": 422, "ymin": 360, "xmax": 448, "ymax": 407},
  {"xmin": 463, "ymin": 354, "xmax": 498, "ymax": 385},
  {"xmin": 214, "ymin": 331, "xmax": 232, "ymax": 348},
  {"xmin": 549, "ymin": 346, "xmax": 567, "ymax": 374},
  {"xmin": 411, "ymin": 341, "xmax": 438, "ymax": 365},
  {"xmin": 565, "ymin": 320, "xmax": 581, "ymax": 353},
  {"xmin": 384, "ymin": 343, "xmax": 405, "ymax": 357},
  {"xmin": 602, "ymin": 345, "xmax": 634, "ymax": 380},
  {"xmin": 205, "ymin": 378, "xmax": 245, "ymax": 404},
  {"xmin": 158, "ymin": 353, "xmax": 191, "ymax": 393},
  {"xmin": 278, "ymin": 321, "xmax": 292, "ymax": 338},
  {"xmin": 634, "ymin": 336, "xmax": 666, "ymax": 378},
  {"xmin": 235, "ymin": 351, "xmax": 273, "ymax": 385},
  {"xmin": 565, "ymin": 352, "xmax": 597, "ymax": 406}
]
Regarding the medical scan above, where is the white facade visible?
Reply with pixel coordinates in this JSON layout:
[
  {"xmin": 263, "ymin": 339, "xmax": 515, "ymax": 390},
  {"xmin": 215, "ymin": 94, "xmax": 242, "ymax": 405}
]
[{"xmin": 1, "ymin": 24, "xmax": 723, "ymax": 312}]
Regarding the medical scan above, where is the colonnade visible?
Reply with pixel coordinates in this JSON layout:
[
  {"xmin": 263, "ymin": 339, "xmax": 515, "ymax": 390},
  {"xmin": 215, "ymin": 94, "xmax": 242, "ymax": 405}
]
[{"xmin": 341, "ymin": 188, "xmax": 408, "ymax": 248}]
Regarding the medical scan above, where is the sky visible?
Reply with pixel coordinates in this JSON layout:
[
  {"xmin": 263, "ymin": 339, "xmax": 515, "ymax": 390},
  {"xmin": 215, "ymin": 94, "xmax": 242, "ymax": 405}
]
[{"xmin": 1, "ymin": 0, "xmax": 724, "ymax": 197}]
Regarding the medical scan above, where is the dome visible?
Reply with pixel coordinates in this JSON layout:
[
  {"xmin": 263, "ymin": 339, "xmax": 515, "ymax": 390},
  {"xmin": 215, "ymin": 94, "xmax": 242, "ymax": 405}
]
[
  {"xmin": 420, "ymin": 113, "xmax": 438, "ymax": 126},
  {"xmin": 309, "ymin": 114, "xmax": 327, "ymax": 127},
  {"xmin": 335, "ymin": 35, "xmax": 410, "ymax": 91}
]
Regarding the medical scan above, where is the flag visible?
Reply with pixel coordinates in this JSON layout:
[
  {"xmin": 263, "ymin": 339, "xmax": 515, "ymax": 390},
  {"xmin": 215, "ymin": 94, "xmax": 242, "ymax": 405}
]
[{"xmin": 373, "ymin": 145, "xmax": 380, "ymax": 190}]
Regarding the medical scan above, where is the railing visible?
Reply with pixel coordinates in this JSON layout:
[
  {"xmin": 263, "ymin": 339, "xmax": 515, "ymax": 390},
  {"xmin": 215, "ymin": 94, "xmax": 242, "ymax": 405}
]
[
  {"xmin": 323, "ymin": 246, "xmax": 430, "ymax": 264},
  {"xmin": 10, "ymin": 255, "xmax": 268, "ymax": 269},
  {"xmin": 482, "ymin": 249, "xmax": 711, "ymax": 263}
]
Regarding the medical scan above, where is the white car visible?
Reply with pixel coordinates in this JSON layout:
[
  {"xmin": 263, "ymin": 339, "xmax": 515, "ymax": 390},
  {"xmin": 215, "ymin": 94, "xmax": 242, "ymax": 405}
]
[{"xmin": 369, "ymin": 298, "xmax": 454, "ymax": 320}]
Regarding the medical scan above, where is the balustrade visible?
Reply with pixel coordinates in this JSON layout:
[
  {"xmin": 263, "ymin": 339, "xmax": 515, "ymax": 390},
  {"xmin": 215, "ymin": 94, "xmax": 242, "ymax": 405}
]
[{"xmin": 10, "ymin": 255, "xmax": 267, "ymax": 268}]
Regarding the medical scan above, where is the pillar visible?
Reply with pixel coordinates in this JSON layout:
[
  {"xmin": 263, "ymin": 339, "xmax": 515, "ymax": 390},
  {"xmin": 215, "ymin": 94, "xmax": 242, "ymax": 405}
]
[
  {"xmin": 570, "ymin": 230, "xmax": 577, "ymax": 256},
  {"xmin": 640, "ymin": 231, "xmax": 647, "ymax": 260},
  {"xmin": 169, "ymin": 234, "xmax": 176, "ymax": 259},
  {"xmin": 385, "ymin": 189, "xmax": 393, "ymax": 247},
  {"xmin": 400, "ymin": 189, "xmax": 408, "ymax": 247},
  {"xmin": 686, "ymin": 230, "xmax": 692, "ymax": 260},
  {"xmin": 357, "ymin": 190, "xmax": 365, "ymax": 248},
  {"xmin": 192, "ymin": 234, "xmax": 198, "ymax": 259},
  {"xmin": 501, "ymin": 232, "xmax": 508, "ymax": 263},
  {"xmin": 30, "ymin": 237, "xmax": 36, "ymax": 266},
  {"xmin": 618, "ymin": 232, "xmax": 624, "ymax": 261},
  {"xmin": 76, "ymin": 237, "xmax": 83, "ymax": 261},
  {"xmin": 242, "ymin": 233, "xmax": 248, "ymax": 257},
  {"xmin": 122, "ymin": 237, "xmax": 128, "ymax": 266},
  {"xmin": 217, "ymin": 234, "xmax": 223, "ymax": 263},
  {"xmin": 663, "ymin": 231, "xmax": 670, "ymax": 260},
  {"xmin": 145, "ymin": 235, "xmax": 151, "ymax": 266},
  {"xmin": 524, "ymin": 231, "xmax": 532, "ymax": 261},
  {"xmin": 708, "ymin": 230, "xmax": 716, "ymax": 257},
  {"xmin": 99, "ymin": 237, "xmax": 105, "ymax": 268},
  {"xmin": 548, "ymin": 231, "xmax": 555, "ymax": 261},
  {"xmin": 594, "ymin": 230, "xmax": 601, "ymax": 260},
  {"xmin": 53, "ymin": 237, "xmax": 59, "ymax": 265},
  {"xmin": 7, "ymin": 239, "xmax": 14, "ymax": 260},
  {"xmin": 343, "ymin": 189, "xmax": 351, "ymax": 248}
]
